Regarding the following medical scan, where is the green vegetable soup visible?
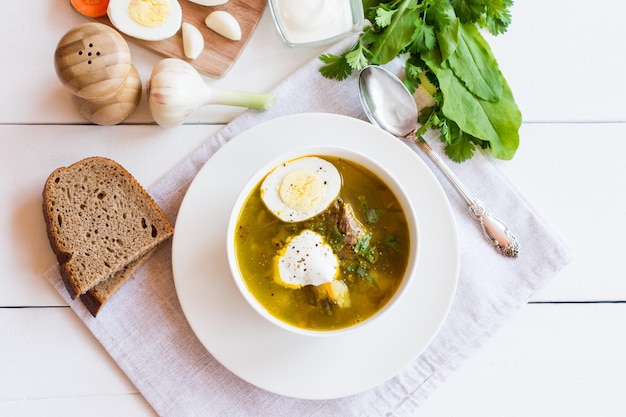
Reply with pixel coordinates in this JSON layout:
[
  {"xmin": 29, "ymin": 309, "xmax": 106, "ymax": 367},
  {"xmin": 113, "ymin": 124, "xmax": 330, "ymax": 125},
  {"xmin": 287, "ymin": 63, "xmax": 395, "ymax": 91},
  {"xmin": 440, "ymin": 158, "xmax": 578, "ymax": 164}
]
[{"xmin": 233, "ymin": 156, "xmax": 412, "ymax": 332}]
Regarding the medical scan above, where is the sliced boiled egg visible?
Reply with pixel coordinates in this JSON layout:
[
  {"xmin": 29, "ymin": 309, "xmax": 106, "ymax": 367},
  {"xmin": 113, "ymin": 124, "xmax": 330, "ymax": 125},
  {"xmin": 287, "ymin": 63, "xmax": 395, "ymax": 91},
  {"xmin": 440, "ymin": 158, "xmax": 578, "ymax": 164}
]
[
  {"xmin": 261, "ymin": 156, "xmax": 341, "ymax": 222},
  {"xmin": 275, "ymin": 230, "xmax": 339, "ymax": 288},
  {"xmin": 107, "ymin": 0, "xmax": 182, "ymax": 41}
]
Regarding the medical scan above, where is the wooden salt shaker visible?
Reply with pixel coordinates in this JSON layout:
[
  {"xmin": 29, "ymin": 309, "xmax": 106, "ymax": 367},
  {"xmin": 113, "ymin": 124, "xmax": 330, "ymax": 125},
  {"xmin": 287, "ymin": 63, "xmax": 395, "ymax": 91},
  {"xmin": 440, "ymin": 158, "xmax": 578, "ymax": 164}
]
[{"xmin": 54, "ymin": 22, "xmax": 142, "ymax": 125}]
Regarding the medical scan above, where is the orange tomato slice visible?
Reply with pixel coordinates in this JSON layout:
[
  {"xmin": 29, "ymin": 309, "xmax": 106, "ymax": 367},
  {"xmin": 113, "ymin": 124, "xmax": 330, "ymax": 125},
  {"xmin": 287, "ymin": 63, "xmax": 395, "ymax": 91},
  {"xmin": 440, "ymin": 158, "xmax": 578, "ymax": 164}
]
[{"xmin": 70, "ymin": 0, "xmax": 110, "ymax": 18}]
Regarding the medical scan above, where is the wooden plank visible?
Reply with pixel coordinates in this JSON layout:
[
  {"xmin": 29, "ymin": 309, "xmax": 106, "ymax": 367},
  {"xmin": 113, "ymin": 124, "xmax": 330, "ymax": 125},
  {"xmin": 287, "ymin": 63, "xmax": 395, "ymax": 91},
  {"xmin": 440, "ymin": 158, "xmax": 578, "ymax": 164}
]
[
  {"xmin": 3, "ymin": 303, "xmax": 625, "ymax": 416},
  {"xmin": 409, "ymin": 302, "xmax": 626, "ymax": 417},
  {"xmin": 486, "ymin": 0, "xmax": 626, "ymax": 123},
  {"xmin": 495, "ymin": 122, "xmax": 626, "ymax": 302},
  {"xmin": 0, "ymin": 308, "xmax": 138, "ymax": 399},
  {"xmin": 0, "ymin": 307, "xmax": 156, "ymax": 416},
  {"xmin": 95, "ymin": 0, "xmax": 267, "ymax": 78},
  {"xmin": 1, "ymin": 394, "xmax": 155, "ymax": 417}
]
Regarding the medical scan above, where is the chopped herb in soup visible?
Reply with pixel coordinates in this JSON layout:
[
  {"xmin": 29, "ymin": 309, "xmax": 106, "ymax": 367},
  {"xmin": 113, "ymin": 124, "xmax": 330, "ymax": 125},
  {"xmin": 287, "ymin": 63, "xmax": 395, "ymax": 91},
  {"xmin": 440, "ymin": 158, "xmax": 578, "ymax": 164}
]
[{"xmin": 233, "ymin": 156, "xmax": 411, "ymax": 331}]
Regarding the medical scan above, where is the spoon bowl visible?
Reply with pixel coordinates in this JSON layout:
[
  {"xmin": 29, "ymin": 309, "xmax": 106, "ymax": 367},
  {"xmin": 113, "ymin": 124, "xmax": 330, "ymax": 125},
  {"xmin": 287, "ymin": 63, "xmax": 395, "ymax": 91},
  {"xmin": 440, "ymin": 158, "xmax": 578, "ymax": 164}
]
[
  {"xmin": 358, "ymin": 67, "xmax": 417, "ymax": 138},
  {"xmin": 358, "ymin": 65, "xmax": 520, "ymax": 258}
]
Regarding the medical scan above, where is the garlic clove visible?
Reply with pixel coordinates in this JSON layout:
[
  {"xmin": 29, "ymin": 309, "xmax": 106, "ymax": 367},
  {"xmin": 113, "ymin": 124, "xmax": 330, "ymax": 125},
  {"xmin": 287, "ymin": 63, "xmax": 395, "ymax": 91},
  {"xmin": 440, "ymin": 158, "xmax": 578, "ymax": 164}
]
[
  {"xmin": 205, "ymin": 11, "xmax": 241, "ymax": 41},
  {"xmin": 182, "ymin": 22, "xmax": 204, "ymax": 60}
]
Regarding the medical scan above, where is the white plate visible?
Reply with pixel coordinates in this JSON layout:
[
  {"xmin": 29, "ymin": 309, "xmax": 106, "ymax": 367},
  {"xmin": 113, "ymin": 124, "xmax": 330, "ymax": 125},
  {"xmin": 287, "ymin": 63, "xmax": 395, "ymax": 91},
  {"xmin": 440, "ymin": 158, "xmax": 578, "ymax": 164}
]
[{"xmin": 172, "ymin": 113, "xmax": 459, "ymax": 400}]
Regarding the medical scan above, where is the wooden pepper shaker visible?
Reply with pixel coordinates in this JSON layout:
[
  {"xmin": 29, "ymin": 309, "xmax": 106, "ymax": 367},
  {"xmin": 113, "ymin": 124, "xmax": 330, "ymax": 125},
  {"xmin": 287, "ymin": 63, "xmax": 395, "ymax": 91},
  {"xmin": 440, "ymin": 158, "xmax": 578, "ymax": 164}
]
[{"xmin": 54, "ymin": 22, "xmax": 142, "ymax": 126}]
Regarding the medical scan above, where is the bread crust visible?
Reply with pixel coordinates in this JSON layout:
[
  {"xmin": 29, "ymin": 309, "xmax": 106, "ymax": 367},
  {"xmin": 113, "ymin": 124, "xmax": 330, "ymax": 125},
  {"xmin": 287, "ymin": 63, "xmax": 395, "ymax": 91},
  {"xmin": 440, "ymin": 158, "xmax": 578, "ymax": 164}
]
[
  {"xmin": 42, "ymin": 157, "xmax": 173, "ymax": 313},
  {"xmin": 80, "ymin": 247, "xmax": 156, "ymax": 316}
]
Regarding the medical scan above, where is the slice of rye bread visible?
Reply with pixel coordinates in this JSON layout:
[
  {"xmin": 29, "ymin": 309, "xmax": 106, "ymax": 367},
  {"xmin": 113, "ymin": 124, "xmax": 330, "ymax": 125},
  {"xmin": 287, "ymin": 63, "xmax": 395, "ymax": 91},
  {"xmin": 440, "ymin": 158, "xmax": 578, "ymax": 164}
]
[
  {"xmin": 42, "ymin": 156, "xmax": 173, "ymax": 302},
  {"xmin": 80, "ymin": 248, "xmax": 156, "ymax": 317}
]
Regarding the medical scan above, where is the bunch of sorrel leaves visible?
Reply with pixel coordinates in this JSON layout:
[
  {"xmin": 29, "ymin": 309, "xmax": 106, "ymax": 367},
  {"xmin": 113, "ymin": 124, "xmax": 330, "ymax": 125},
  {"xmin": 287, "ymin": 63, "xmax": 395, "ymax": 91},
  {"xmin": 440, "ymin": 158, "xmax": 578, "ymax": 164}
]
[{"xmin": 319, "ymin": 0, "xmax": 521, "ymax": 162}]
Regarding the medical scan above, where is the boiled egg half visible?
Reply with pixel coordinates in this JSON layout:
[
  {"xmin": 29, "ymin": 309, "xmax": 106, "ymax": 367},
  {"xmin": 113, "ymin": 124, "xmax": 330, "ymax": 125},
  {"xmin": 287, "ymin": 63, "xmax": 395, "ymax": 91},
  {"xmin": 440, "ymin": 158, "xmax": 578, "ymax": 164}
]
[
  {"xmin": 275, "ymin": 230, "xmax": 339, "ymax": 288},
  {"xmin": 261, "ymin": 156, "xmax": 341, "ymax": 222},
  {"xmin": 107, "ymin": 0, "xmax": 182, "ymax": 41}
]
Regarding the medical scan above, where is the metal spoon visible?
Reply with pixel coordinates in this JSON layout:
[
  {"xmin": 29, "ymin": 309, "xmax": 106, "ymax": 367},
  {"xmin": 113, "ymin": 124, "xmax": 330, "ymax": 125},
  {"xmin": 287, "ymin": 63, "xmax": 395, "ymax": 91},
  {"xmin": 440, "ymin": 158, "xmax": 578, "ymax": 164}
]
[{"xmin": 358, "ymin": 65, "xmax": 520, "ymax": 258}]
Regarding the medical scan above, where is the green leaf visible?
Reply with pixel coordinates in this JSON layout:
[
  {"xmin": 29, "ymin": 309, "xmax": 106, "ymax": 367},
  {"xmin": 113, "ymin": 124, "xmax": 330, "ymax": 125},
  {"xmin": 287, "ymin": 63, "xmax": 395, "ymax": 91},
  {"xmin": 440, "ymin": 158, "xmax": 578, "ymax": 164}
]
[
  {"xmin": 365, "ymin": 208, "xmax": 382, "ymax": 223},
  {"xmin": 485, "ymin": 0, "xmax": 513, "ymax": 35},
  {"xmin": 357, "ymin": 195, "xmax": 382, "ymax": 223},
  {"xmin": 362, "ymin": 0, "xmax": 383, "ymax": 13},
  {"xmin": 329, "ymin": 225, "xmax": 345, "ymax": 251},
  {"xmin": 369, "ymin": 2, "xmax": 421, "ymax": 64},
  {"xmin": 446, "ymin": 23, "xmax": 503, "ymax": 102},
  {"xmin": 318, "ymin": 53, "xmax": 352, "ymax": 80},
  {"xmin": 317, "ymin": 0, "xmax": 519, "ymax": 163},
  {"xmin": 375, "ymin": 7, "xmax": 396, "ymax": 28},
  {"xmin": 354, "ymin": 233, "xmax": 371, "ymax": 255},
  {"xmin": 424, "ymin": 0, "xmax": 454, "ymax": 30},
  {"xmin": 434, "ymin": 15, "xmax": 459, "ymax": 62},
  {"xmin": 450, "ymin": 0, "xmax": 485, "ymax": 24},
  {"xmin": 354, "ymin": 234, "xmax": 376, "ymax": 263},
  {"xmin": 423, "ymin": 48, "xmax": 521, "ymax": 160},
  {"xmin": 411, "ymin": 19, "xmax": 437, "ymax": 52},
  {"xmin": 443, "ymin": 130, "xmax": 477, "ymax": 162},
  {"xmin": 385, "ymin": 234, "xmax": 406, "ymax": 251},
  {"xmin": 404, "ymin": 61, "xmax": 424, "ymax": 93},
  {"xmin": 345, "ymin": 43, "xmax": 370, "ymax": 71},
  {"xmin": 362, "ymin": 272, "xmax": 378, "ymax": 287}
]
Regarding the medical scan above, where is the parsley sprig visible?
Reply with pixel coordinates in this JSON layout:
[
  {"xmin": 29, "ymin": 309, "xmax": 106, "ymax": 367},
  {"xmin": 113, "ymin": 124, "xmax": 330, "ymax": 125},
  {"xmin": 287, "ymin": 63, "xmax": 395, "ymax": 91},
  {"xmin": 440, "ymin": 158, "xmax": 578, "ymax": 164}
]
[{"xmin": 319, "ymin": 0, "xmax": 521, "ymax": 163}]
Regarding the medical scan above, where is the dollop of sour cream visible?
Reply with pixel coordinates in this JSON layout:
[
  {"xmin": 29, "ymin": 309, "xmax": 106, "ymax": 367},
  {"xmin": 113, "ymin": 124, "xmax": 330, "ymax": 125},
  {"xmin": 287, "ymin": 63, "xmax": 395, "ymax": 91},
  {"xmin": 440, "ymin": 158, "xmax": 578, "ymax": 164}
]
[
  {"xmin": 272, "ymin": 0, "xmax": 354, "ymax": 44},
  {"xmin": 275, "ymin": 230, "xmax": 339, "ymax": 288}
]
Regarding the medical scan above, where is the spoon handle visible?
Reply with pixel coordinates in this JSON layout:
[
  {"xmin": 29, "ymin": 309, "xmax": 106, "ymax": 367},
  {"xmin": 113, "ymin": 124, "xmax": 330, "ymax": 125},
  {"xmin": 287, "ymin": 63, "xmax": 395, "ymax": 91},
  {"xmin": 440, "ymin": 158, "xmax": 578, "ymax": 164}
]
[{"xmin": 412, "ymin": 134, "xmax": 520, "ymax": 258}]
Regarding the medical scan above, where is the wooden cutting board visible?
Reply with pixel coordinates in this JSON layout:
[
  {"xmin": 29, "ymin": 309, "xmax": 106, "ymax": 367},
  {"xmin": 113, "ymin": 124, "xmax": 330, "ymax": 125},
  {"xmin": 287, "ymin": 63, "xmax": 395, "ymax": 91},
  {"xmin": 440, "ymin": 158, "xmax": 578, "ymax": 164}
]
[{"xmin": 95, "ymin": 0, "xmax": 266, "ymax": 78}]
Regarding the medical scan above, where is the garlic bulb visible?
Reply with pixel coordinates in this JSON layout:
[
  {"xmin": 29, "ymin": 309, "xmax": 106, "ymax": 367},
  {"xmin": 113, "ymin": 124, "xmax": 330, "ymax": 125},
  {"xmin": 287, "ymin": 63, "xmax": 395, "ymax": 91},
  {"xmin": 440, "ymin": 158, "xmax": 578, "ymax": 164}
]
[{"xmin": 146, "ymin": 58, "xmax": 276, "ymax": 127}]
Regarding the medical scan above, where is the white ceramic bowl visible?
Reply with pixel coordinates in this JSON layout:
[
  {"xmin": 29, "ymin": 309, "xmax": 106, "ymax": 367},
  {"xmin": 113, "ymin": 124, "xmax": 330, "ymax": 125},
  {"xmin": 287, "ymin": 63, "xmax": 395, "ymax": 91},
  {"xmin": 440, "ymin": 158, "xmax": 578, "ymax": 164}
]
[
  {"xmin": 226, "ymin": 146, "xmax": 419, "ymax": 337},
  {"xmin": 267, "ymin": 0, "xmax": 364, "ymax": 47}
]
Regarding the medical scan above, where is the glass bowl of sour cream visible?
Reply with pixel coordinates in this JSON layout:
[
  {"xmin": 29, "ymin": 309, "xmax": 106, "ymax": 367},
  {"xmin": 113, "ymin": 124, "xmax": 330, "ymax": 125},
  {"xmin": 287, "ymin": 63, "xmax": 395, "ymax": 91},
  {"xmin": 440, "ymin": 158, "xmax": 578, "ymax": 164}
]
[{"xmin": 268, "ymin": 0, "xmax": 364, "ymax": 47}]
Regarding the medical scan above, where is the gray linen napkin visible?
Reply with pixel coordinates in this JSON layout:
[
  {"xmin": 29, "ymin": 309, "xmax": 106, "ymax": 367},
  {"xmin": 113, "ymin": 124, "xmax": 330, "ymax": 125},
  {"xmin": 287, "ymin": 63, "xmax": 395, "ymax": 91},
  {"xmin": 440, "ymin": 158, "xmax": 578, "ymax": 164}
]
[{"xmin": 44, "ymin": 38, "xmax": 572, "ymax": 416}]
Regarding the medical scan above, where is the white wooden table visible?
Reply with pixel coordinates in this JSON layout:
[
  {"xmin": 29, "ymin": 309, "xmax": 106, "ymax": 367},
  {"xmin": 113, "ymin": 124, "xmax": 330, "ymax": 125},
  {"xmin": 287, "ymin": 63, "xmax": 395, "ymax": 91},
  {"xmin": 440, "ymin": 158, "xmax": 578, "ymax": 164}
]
[{"xmin": 2, "ymin": 1, "xmax": 625, "ymax": 415}]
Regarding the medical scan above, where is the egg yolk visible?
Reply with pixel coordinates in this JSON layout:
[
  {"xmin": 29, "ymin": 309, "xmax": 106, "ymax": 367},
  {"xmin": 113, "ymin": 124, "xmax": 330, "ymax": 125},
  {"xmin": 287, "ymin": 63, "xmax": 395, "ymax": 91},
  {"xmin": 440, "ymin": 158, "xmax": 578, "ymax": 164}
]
[
  {"xmin": 127, "ymin": 0, "xmax": 172, "ymax": 27},
  {"xmin": 278, "ymin": 170, "xmax": 325, "ymax": 213}
]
